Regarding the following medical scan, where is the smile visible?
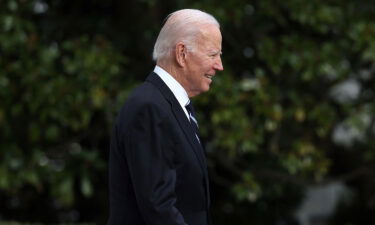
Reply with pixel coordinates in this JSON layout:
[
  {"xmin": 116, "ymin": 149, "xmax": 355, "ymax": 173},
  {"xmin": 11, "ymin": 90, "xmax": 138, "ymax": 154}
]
[{"xmin": 205, "ymin": 75, "xmax": 213, "ymax": 79}]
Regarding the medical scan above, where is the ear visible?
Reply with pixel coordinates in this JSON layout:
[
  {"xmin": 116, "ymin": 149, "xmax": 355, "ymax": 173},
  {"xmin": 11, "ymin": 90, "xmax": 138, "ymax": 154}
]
[{"xmin": 175, "ymin": 42, "xmax": 187, "ymax": 67}]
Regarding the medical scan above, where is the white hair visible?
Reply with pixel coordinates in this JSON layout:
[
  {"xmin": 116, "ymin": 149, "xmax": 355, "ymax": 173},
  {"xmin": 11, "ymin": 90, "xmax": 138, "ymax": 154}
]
[{"xmin": 152, "ymin": 9, "xmax": 220, "ymax": 62}]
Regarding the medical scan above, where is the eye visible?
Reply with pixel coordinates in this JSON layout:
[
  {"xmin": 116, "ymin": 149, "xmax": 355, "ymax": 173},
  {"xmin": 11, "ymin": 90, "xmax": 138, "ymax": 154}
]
[
  {"xmin": 208, "ymin": 51, "xmax": 222, "ymax": 59},
  {"xmin": 212, "ymin": 51, "xmax": 222, "ymax": 56},
  {"xmin": 209, "ymin": 53, "xmax": 219, "ymax": 58}
]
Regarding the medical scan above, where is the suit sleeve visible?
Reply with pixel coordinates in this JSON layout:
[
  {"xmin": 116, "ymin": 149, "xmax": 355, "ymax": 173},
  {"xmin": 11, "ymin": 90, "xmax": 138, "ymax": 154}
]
[{"xmin": 123, "ymin": 103, "xmax": 187, "ymax": 225}]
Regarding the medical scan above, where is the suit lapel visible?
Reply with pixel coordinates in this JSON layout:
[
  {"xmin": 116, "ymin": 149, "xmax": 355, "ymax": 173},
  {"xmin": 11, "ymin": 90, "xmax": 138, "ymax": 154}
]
[{"xmin": 146, "ymin": 72, "xmax": 208, "ymax": 174}]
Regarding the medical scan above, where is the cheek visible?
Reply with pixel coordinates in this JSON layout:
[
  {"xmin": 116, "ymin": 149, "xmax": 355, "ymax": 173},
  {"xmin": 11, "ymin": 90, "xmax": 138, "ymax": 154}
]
[{"xmin": 199, "ymin": 61, "xmax": 211, "ymax": 72}]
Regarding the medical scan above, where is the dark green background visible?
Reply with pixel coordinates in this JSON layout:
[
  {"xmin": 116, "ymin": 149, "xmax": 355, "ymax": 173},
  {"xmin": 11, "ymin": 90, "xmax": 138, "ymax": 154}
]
[{"xmin": 1, "ymin": 0, "xmax": 375, "ymax": 224}]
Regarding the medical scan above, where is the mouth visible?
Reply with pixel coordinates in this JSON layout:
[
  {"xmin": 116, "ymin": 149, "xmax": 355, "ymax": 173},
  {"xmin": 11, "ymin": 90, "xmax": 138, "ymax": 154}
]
[{"xmin": 204, "ymin": 74, "xmax": 214, "ymax": 80}]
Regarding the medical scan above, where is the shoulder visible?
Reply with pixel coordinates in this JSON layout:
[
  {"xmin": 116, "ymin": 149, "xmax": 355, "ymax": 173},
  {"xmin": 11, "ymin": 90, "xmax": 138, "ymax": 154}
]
[
  {"xmin": 116, "ymin": 81, "xmax": 171, "ymax": 128},
  {"xmin": 130, "ymin": 82, "xmax": 163, "ymax": 103},
  {"xmin": 127, "ymin": 82, "xmax": 168, "ymax": 112}
]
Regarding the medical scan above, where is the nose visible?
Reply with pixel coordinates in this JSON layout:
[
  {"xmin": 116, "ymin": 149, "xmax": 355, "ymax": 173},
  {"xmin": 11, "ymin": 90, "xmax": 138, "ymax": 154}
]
[{"xmin": 214, "ymin": 56, "xmax": 224, "ymax": 71}]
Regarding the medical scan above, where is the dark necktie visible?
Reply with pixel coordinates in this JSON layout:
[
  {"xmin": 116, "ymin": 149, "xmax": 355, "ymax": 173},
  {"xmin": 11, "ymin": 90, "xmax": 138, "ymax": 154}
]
[{"xmin": 185, "ymin": 101, "xmax": 200, "ymax": 142}]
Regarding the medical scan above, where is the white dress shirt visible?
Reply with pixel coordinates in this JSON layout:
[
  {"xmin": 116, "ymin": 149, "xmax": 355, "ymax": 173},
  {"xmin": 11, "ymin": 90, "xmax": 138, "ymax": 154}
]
[{"xmin": 153, "ymin": 66, "xmax": 190, "ymax": 119}]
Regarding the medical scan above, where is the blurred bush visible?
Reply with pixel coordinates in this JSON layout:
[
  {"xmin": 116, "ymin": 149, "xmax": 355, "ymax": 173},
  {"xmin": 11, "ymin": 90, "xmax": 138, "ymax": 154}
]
[
  {"xmin": 0, "ymin": 222, "xmax": 94, "ymax": 225},
  {"xmin": 1, "ymin": 0, "xmax": 375, "ymax": 224}
]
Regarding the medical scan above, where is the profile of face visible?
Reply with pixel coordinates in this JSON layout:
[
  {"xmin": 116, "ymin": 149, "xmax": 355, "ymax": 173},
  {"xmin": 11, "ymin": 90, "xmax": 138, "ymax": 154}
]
[{"xmin": 182, "ymin": 24, "xmax": 223, "ymax": 97}]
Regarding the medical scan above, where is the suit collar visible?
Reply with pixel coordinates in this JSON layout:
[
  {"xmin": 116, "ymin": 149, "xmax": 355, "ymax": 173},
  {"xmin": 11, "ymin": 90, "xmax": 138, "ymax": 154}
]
[
  {"xmin": 146, "ymin": 72, "xmax": 177, "ymax": 105},
  {"xmin": 146, "ymin": 72, "xmax": 208, "ymax": 174},
  {"xmin": 153, "ymin": 65, "xmax": 190, "ymax": 108}
]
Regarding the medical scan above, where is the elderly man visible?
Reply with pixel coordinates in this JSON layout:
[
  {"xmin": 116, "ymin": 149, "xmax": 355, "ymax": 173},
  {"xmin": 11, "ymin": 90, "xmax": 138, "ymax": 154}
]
[{"xmin": 108, "ymin": 9, "xmax": 223, "ymax": 225}]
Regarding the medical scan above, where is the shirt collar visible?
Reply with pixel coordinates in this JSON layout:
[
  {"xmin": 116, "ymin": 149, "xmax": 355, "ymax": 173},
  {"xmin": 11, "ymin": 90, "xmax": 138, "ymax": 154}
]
[{"xmin": 153, "ymin": 65, "xmax": 190, "ymax": 108}]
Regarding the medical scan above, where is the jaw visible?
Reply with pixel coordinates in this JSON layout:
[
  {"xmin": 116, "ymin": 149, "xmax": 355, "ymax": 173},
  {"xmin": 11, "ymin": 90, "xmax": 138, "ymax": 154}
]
[{"xmin": 187, "ymin": 82, "xmax": 211, "ymax": 97}]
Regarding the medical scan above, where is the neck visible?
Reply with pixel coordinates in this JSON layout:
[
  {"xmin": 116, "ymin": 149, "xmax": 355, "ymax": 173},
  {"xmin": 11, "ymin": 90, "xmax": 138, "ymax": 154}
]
[{"xmin": 157, "ymin": 61, "xmax": 195, "ymax": 98}]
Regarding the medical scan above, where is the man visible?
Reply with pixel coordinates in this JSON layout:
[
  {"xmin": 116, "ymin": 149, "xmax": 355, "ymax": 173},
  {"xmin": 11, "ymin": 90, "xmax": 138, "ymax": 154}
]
[{"xmin": 108, "ymin": 9, "xmax": 223, "ymax": 225}]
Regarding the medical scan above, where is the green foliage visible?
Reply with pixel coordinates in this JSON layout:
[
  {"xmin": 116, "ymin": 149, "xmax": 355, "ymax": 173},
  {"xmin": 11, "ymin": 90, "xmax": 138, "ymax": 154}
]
[
  {"xmin": 0, "ymin": 0, "xmax": 126, "ymax": 222},
  {"xmin": 195, "ymin": 0, "xmax": 375, "ymax": 223},
  {"xmin": 0, "ymin": 223, "xmax": 94, "ymax": 225},
  {"xmin": 1, "ymin": 0, "xmax": 375, "ymax": 224}
]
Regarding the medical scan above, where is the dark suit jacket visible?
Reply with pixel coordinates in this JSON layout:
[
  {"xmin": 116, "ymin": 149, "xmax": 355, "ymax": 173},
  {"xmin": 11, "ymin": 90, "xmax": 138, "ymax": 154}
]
[{"xmin": 108, "ymin": 72, "xmax": 211, "ymax": 225}]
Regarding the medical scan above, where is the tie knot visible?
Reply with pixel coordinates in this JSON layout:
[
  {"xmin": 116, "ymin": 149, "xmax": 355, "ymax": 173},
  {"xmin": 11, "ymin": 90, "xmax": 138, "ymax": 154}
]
[
  {"xmin": 185, "ymin": 101, "xmax": 197, "ymax": 118},
  {"xmin": 185, "ymin": 102, "xmax": 193, "ymax": 114},
  {"xmin": 185, "ymin": 101, "xmax": 199, "ymax": 128},
  {"xmin": 185, "ymin": 100, "xmax": 200, "ymax": 143}
]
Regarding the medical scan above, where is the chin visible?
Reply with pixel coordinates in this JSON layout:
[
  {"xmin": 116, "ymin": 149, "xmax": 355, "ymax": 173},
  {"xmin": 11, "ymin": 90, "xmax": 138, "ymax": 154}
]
[
  {"xmin": 192, "ymin": 85, "xmax": 211, "ymax": 97},
  {"xmin": 201, "ymin": 86, "xmax": 211, "ymax": 93}
]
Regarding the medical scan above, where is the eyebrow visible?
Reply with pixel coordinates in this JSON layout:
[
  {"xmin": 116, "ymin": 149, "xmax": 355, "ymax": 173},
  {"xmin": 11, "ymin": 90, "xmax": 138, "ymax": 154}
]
[{"xmin": 208, "ymin": 50, "xmax": 222, "ymax": 55}]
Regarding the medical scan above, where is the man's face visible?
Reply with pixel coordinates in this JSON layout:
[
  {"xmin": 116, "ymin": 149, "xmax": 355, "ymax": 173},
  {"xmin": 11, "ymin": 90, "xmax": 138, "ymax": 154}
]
[{"xmin": 183, "ymin": 25, "xmax": 223, "ymax": 97}]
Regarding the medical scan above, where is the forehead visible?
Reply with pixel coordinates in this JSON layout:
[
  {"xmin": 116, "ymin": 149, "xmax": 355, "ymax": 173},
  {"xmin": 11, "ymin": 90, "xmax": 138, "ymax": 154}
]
[{"xmin": 196, "ymin": 25, "xmax": 222, "ymax": 50}]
